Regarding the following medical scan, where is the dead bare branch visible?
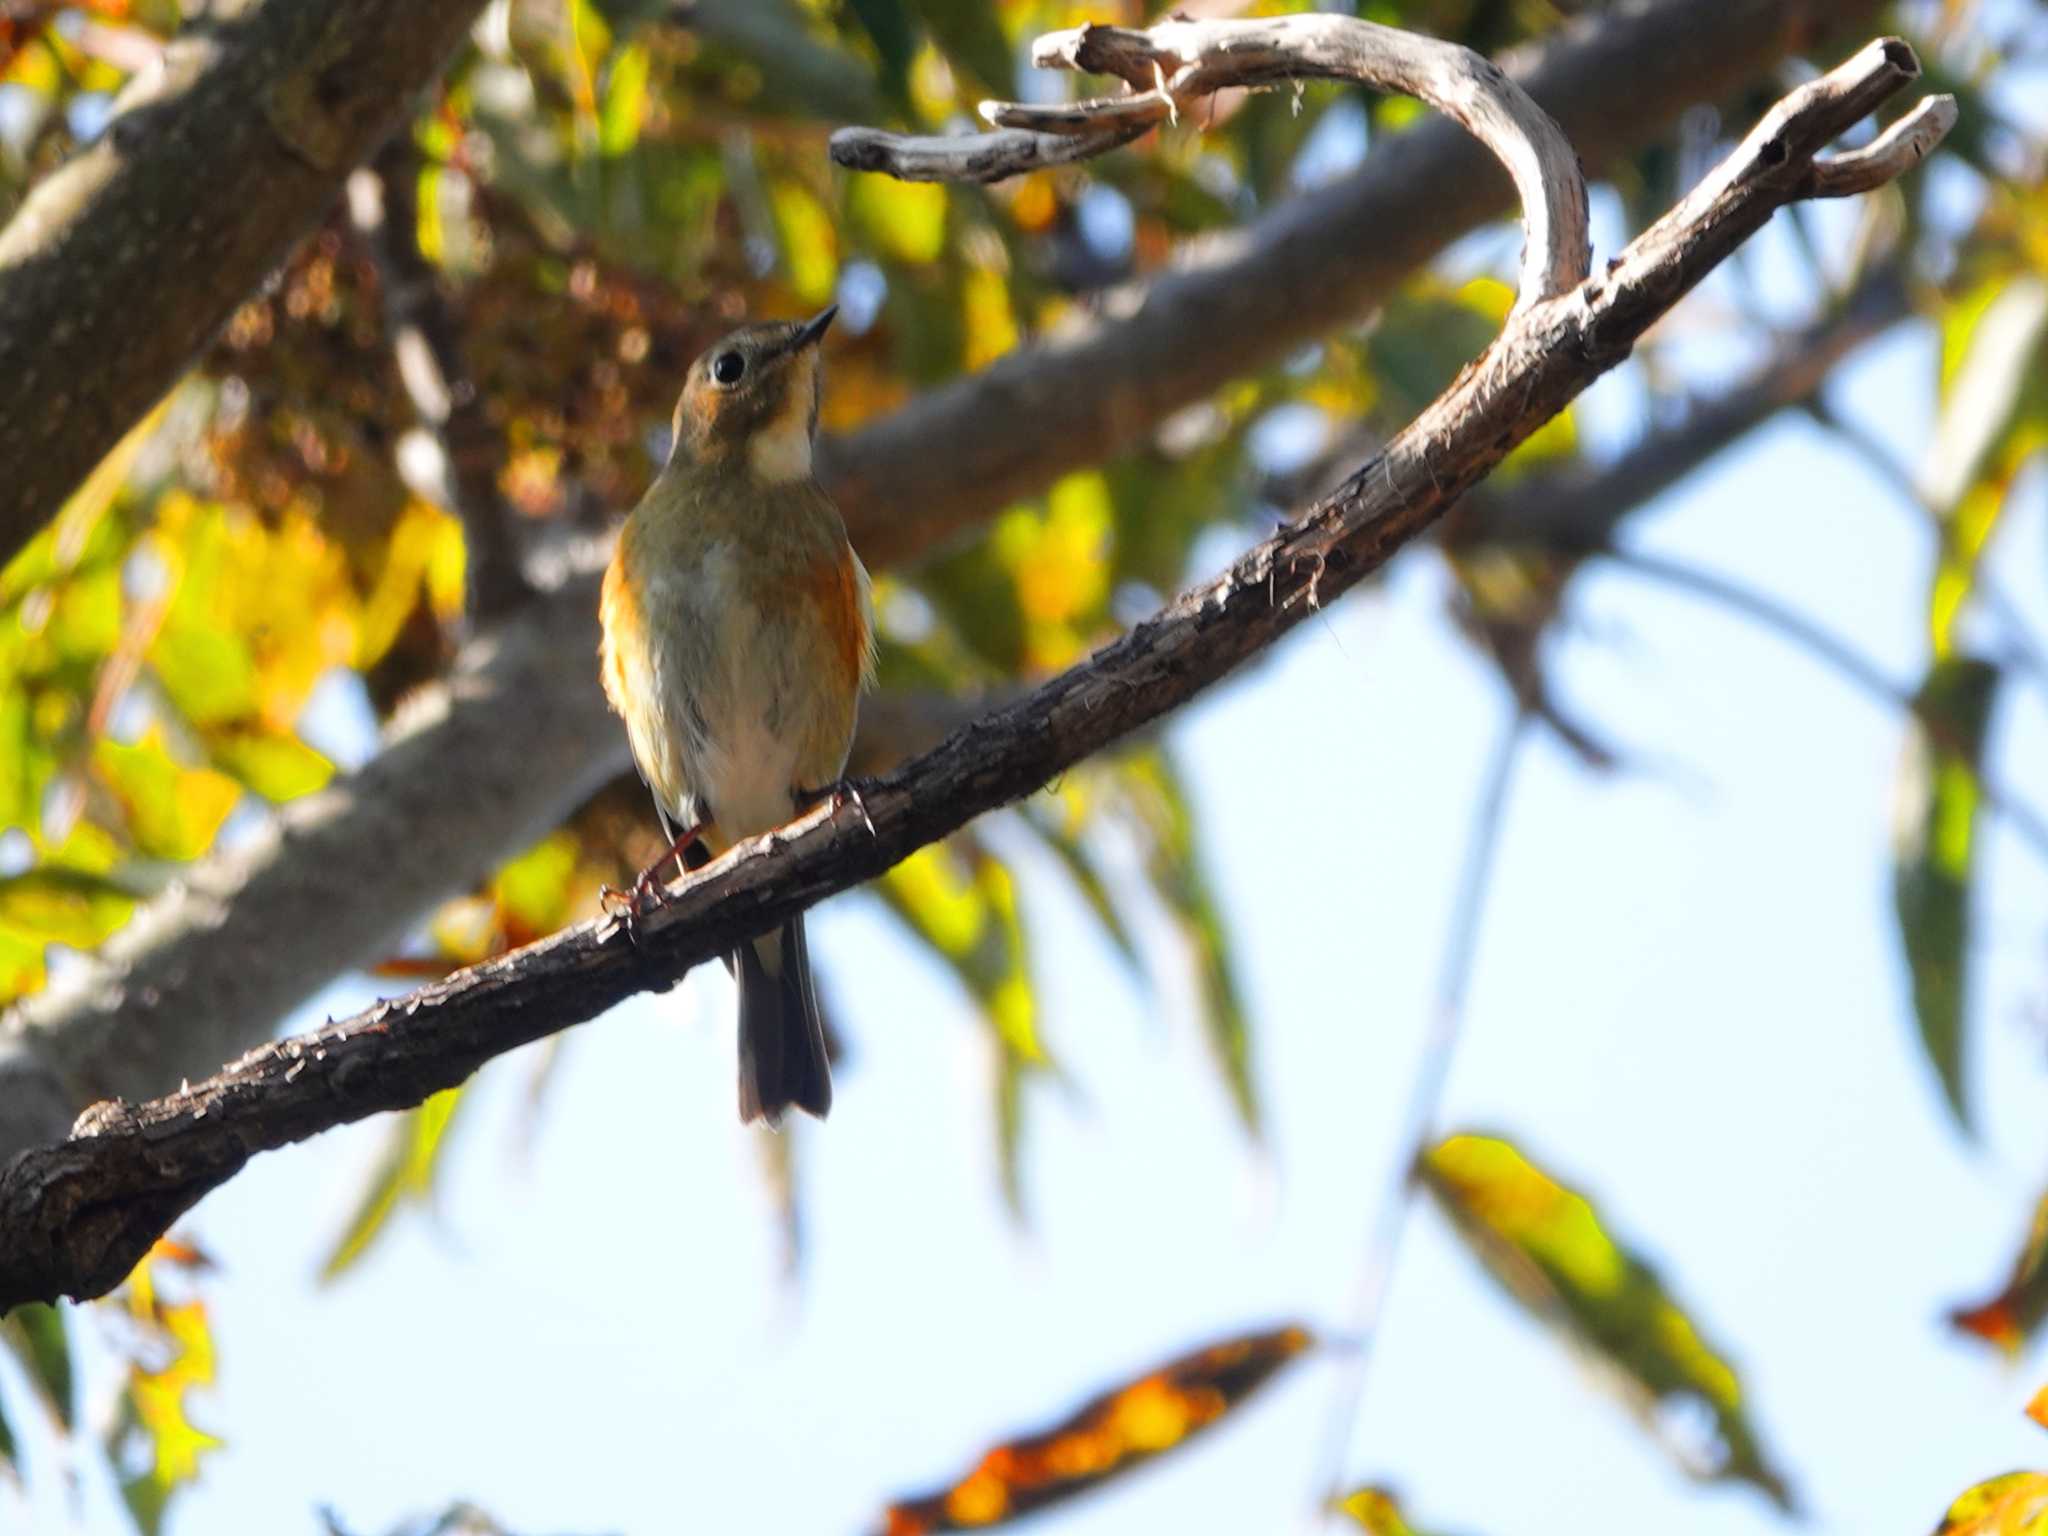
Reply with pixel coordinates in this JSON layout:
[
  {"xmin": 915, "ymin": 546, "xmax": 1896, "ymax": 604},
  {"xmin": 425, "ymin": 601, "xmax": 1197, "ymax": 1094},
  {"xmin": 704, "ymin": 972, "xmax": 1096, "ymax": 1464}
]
[{"xmin": 832, "ymin": 12, "xmax": 1591, "ymax": 309}]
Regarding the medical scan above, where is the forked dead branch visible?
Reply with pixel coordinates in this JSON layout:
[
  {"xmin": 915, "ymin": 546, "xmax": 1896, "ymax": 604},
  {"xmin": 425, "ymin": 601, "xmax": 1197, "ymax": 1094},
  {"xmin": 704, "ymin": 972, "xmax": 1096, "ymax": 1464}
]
[{"xmin": 0, "ymin": 26, "xmax": 1953, "ymax": 1311}]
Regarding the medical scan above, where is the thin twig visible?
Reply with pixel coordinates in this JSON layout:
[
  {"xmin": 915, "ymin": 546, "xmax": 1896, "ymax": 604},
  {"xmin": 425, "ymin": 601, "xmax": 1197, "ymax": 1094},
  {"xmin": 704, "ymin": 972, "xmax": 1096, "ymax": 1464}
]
[
  {"xmin": 1311, "ymin": 710, "xmax": 1528, "ymax": 1517},
  {"xmin": 0, "ymin": 35, "xmax": 1952, "ymax": 1312},
  {"xmin": 1601, "ymin": 547, "xmax": 2048, "ymax": 861}
]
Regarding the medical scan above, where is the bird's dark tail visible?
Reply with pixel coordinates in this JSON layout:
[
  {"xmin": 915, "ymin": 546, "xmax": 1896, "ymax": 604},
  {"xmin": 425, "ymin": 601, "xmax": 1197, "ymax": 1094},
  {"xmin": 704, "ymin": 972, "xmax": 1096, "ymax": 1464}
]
[{"xmin": 735, "ymin": 916, "xmax": 832, "ymax": 1125}]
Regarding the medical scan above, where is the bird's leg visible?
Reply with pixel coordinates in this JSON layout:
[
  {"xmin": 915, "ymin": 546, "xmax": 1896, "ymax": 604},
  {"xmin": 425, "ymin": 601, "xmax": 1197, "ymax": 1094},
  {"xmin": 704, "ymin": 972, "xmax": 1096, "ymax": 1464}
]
[
  {"xmin": 797, "ymin": 776, "xmax": 879, "ymax": 836},
  {"xmin": 601, "ymin": 820, "xmax": 710, "ymax": 920}
]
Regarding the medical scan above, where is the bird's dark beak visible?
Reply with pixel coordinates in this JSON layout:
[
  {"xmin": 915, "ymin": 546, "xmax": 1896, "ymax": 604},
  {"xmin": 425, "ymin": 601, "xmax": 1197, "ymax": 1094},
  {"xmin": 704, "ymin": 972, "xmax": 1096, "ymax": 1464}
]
[{"xmin": 792, "ymin": 304, "xmax": 838, "ymax": 352}]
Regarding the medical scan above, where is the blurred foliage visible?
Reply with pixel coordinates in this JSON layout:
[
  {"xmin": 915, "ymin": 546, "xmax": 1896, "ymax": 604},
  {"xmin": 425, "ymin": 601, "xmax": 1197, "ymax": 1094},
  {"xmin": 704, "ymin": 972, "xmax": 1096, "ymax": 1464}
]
[
  {"xmin": 1895, "ymin": 654, "xmax": 2002, "ymax": 1132},
  {"xmin": 1953, "ymin": 1180, "xmax": 2048, "ymax": 1356},
  {"xmin": 0, "ymin": 1239, "xmax": 220, "ymax": 1534},
  {"xmin": 1334, "ymin": 1486, "xmax": 1464, "ymax": 1536},
  {"xmin": 1419, "ymin": 1133, "xmax": 1795, "ymax": 1509},
  {"xmin": 1934, "ymin": 1387, "xmax": 2048, "ymax": 1534},
  {"xmin": 1, "ymin": 0, "xmax": 2047, "ymax": 1532},
  {"xmin": 878, "ymin": 1324, "xmax": 1312, "ymax": 1534}
]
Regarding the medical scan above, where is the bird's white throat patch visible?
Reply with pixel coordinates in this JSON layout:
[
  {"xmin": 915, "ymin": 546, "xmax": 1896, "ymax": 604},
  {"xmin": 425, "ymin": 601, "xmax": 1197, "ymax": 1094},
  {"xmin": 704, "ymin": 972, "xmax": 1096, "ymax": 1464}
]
[
  {"xmin": 748, "ymin": 412, "xmax": 812, "ymax": 482},
  {"xmin": 748, "ymin": 360, "xmax": 817, "ymax": 483}
]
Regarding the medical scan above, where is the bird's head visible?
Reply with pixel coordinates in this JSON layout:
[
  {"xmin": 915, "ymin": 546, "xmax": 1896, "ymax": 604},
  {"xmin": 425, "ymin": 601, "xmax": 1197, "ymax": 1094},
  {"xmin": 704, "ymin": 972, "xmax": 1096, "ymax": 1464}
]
[{"xmin": 669, "ymin": 306, "xmax": 836, "ymax": 482}]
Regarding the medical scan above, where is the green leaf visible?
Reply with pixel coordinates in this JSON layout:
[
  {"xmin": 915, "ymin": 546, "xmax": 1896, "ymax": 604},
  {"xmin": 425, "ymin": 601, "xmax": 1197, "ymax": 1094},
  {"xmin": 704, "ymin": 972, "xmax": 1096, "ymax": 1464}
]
[
  {"xmin": 1420, "ymin": 1133, "xmax": 1795, "ymax": 1509},
  {"xmin": 204, "ymin": 729, "xmax": 335, "ymax": 803},
  {"xmin": 1016, "ymin": 795, "xmax": 1139, "ymax": 973},
  {"xmin": 91, "ymin": 734, "xmax": 242, "ymax": 862},
  {"xmin": 318, "ymin": 1086, "xmax": 468, "ymax": 1282},
  {"xmin": 908, "ymin": 0, "xmax": 1014, "ymax": 98},
  {"xmin": 878, "ymin": 836, "xmax": 1050, "ymax": 1213},
  {"xmin": 0, "ymin": 867, "xmax": 134, "ymax": 948},
  {"xmin": 1, "ymin": 1303, "xmax": 73, "ymax": 1431},
  {"xmin": 1931, "ymin": 1472, "xmax": 2048, "ymax": 1535},
  {"xmin": 1893, "ymin": 656, "xmax": 2001, "ymax": 1133},
  {"xmin": 0, "ymin": 1300, "xmax": 73, "ymax": 1472},
  {"xmin": 148, "ymin": 622, "xmax": 259, "ymax": 728},
  {"xmin": 846, "ymin": 0, "xmax": 918, "ymax": 114},
  {"xmin": 1122, "ymin": 748, "xmax": 1260, "ymax": 1137},
  {"xmin": 1925, "ymin": 276, "xmax": 2048, "ymax": 658},
  {"xmin": 598, "ymin": 39, "xmax": 651, "ymax": 156}
]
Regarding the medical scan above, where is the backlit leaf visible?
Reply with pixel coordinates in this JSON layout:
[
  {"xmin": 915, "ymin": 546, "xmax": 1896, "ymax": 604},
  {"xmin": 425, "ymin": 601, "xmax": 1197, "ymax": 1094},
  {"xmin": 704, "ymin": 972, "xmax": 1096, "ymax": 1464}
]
[
  {"xmin": 1924, "ymin": 276, "xmax": 2048, "ymax": 658},
  {"xmin": 318, "ymin": 1086, "xmax": 469, "ymax": 1282},
  {"xmin": 1950, "ymin": 1183, "xmax": 2048, "ymax": 1355},
  {"xmin": 599, "ymin": 40, "xmax": 650, "ymax": 156},
  {"xmin": 1893, "ymin": 656, "xmax": 2001, "ymax": 1133},
  {"xmin": 879, "ymin": 1325, "xmax": 1313, "ymax": 1534},
  {"xmin": 0, "ymin": 867, "xmax": 133, "ymax": 948},
  {"xmin": 114, "ymin": 1253, "xmax": 222, "ymax": 1536},
  {"xmin": 204, "ymin": 729, "xmax": 335, "ymax": 802},
  {"xmin": 148, "ymin": 622, "xmax": 259, "ymax": 727},
  {"xmin": 1932, "ymin": 1472, "xmax": 2048, "ymax": 1535},
  {"xmin": 1335, "ymin": 1486, "xmax": 1460, "ymax": 1536},
  {"xmin": 1121, "ymin": 749, "xmax": 1259, "ymax": 1137},
  {"xmin": 772, "ymin": 178, "xmax": 840, "ymax": 306},
  {"xmin": 879, "ymin": 837, "xmax": 1048, "ymax": 1211},
  {"xmin": 849, "ymin": 175, "xmax": 948, "ymax": 265},
  {"xmin": 1016, "ymin": 792, "xmax": 1139, "ymax": 974},
  {"xmin": 91, "ymin": 732, "xmax": 243, "ymax": 863},
  {"xmin": 1420, "ymin": 1133, "xmax": 1794, "ymax": 1509},
  {"xmin": 0, "ymin": 1303, "xmax": 73, "ymax": 1456}
]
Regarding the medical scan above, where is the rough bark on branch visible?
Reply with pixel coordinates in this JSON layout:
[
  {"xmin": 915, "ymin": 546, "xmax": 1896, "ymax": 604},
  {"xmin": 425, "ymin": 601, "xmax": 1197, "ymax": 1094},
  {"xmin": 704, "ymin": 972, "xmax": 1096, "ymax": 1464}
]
[
  {"xmin": 0, "ymin": 35, "xmax": 1952, "ymax": 1311},
  {"xmin": 0, "ymin": 0, "xmax": 491, "ymax": 567},
  {"xmin": 0, "ymin": 0, "xmax": 1884, "ymax": 1162}
]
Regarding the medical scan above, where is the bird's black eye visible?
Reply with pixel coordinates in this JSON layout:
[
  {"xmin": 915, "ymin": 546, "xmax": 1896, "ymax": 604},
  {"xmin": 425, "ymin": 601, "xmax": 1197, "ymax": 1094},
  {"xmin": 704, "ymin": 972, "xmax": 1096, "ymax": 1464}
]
[{"xmin": 710, "ymin": 350, "xmax": 746, "ymax": 385}]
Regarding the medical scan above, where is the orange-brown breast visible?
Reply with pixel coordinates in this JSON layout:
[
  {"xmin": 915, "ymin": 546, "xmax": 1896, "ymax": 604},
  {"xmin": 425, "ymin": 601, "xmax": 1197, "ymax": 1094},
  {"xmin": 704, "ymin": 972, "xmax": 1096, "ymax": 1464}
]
[
  {"xmin": 800, "ymin": 542, "xmax": 870, "ymax": 700},
  {"xmin": 598, "ymin": 543, "xmax": 639, "ymax": 715}
]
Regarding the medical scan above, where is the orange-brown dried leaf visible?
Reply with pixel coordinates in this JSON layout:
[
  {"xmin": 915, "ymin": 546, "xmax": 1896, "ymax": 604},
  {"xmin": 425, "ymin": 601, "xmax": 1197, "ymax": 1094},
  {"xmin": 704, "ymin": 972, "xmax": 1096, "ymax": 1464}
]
[
  {"xmin": 879, "ymin": 1325, "xmax": 1312, "ymax": 1535},
  {"xmin": 1951, "ymin": 1185, "xmax": 2048, "ymax": 1356}
]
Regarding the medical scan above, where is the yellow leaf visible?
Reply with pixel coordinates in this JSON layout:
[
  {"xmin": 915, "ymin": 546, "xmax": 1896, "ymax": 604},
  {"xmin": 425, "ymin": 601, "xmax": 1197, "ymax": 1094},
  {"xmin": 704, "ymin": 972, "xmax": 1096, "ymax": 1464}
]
[
  {"xmin": 93, "ymin": 733, "xmax": 242, "ymax": 862},
  {"xmin": 772, "ymin": 179, "xmax": 839, "ymax": 306},
  {"xmin": 851, "ymin": 176, "xmax": 948, "ymax": 264},
  {"xmin": 1933, "ymin": 1472, "xmax": 2048, "ymax": 1535},
  {"xmin": 492, "ymin": 830, "xmax": 582, "ymax": 936},
  {"xmin": 963, "ymin": 263, "xmax": 1018, "ymax": 372},
  {"xmin": 206, "ymin": 730, "xmax": 335, "ymax": 802}
]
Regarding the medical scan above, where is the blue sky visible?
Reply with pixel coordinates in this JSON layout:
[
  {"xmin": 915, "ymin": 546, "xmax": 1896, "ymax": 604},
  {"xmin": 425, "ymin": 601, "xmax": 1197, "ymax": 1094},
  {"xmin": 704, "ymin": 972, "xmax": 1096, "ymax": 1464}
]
[{"xmin": 7, "ymin": 31, "xmax": 2048, "ymax": 1536}]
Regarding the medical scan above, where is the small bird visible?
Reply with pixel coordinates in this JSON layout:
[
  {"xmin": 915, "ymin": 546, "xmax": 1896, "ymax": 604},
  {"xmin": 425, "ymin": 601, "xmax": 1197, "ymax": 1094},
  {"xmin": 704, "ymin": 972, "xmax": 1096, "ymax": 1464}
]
[{"xmin": 599, "ymin": 306, "xmax": 873, "ymax": 1125}]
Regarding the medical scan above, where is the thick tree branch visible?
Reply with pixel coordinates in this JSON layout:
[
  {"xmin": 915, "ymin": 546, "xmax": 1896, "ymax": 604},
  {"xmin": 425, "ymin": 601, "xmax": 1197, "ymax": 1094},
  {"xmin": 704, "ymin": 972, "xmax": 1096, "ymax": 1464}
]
[
  {"xmin": 1460, "ymin": 268, "xmax": 1914, "ymax": 550},
  {"xmin": 0, "ymin": 0, "xmax": 491, "ymax": 566},
  {"xmin": 348, "ymin": 140, "xmax": 531, "ymax": 623},
  {"xmin": 0, "ymin": 0, "xmax": 1884, "ymax": 1161},
  {"xmin": 0, "ymin": 36, "xmax": 1951, "ymax": 1311}
]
